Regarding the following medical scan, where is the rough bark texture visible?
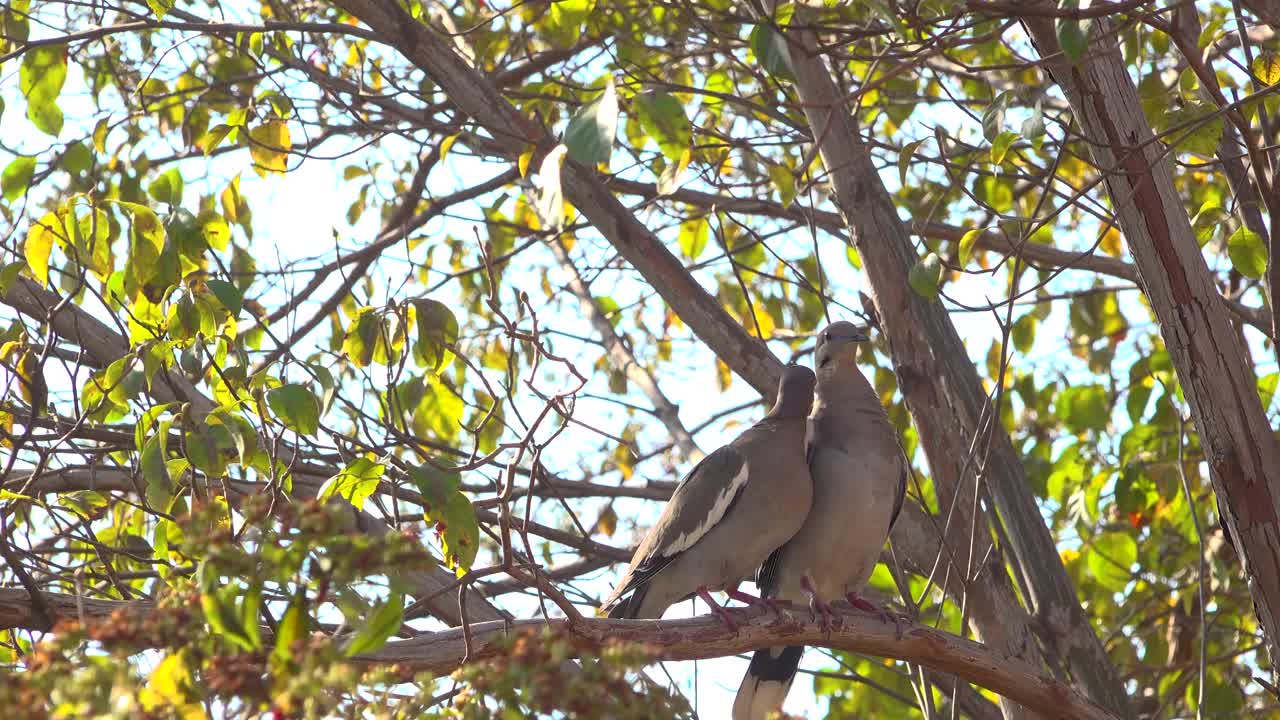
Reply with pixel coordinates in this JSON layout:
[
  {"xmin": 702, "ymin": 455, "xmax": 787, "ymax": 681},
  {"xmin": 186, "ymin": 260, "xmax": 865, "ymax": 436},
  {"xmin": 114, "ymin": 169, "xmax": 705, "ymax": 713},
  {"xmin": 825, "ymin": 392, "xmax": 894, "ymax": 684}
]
[
  {"xmin": 1020, "ymin": 12, "xmax": 1280, "ymax": 672},
  {"xmin": 784, "ymin": 25, "xmax": 1130, "ymax": 718},
  {"xmin": 312, "ymin": 1, "xmax": 1134, "ymax": 710},
  {"xmin": 363, "ymin": 609, "xmax": 1121, "ymax": 720},
  {"xmin": 0, "ymin": 587, "xmax": 1120, "ymax": 720}
]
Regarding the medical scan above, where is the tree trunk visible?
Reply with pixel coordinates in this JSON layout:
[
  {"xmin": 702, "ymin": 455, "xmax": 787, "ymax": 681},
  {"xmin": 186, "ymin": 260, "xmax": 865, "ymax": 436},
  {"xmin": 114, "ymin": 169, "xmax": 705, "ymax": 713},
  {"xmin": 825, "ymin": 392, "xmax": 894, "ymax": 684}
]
[
  {"xmin": 1019, "ymin": 11, "xmax": 1280, "ymax": 673},
  {"xmin": 783, "ymin": 24, "xmax": 1131, "ymax": 718}
]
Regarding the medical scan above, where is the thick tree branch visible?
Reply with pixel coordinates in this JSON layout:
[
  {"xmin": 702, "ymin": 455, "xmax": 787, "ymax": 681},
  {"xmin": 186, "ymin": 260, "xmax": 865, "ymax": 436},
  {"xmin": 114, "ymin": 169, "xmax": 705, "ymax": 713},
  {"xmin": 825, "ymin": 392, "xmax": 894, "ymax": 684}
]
[
  {"xmin": 1019, "ymin": 9, "xmax": 1280, "ymax": 674},
  {"xmin": 782, "ymin": 20, "xmax": 1129, "ymax": 719},
  {"xmin": 363, "ymin": 608, "xmax": 1121, "ymax": 720},
  {"xmin": 328, "ymin": 0, "xmax": 784, "ymax": 399},
  {"xmin": 0, "ymin": 587, "xmax": 1122, "ymax": 720}
]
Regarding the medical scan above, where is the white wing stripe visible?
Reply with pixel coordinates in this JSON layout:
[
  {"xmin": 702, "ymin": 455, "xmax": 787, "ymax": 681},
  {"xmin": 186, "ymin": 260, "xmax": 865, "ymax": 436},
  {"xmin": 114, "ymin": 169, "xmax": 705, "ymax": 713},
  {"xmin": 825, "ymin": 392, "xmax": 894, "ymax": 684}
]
[{"xmin": 662, "ymin": 461, "xmax": 750, "ymax": 556}]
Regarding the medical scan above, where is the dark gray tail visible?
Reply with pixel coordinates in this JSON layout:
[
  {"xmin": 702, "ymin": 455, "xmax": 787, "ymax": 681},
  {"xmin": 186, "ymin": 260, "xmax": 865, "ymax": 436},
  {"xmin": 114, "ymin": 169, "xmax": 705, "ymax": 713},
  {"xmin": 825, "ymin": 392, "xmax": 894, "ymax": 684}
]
[
  {"xmin": 732, "ymin": 645, "xmax": 804, "ymax": 720},
  {"xmin": 605, "ymin": 586, "xmax": 649, "ymax": 619}
]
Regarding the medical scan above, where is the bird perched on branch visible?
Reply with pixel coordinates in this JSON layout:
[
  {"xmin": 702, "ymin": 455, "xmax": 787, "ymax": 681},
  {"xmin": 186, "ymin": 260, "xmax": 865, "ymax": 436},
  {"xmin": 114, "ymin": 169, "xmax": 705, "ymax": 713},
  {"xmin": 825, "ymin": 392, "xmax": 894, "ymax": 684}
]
[
  {"xmin": 733, "ymin": 321, "xmax": 907, "ymax": 720},
  {"xmin": 602, "ymin": 364, "xmax": 816, "ymax": 625}
]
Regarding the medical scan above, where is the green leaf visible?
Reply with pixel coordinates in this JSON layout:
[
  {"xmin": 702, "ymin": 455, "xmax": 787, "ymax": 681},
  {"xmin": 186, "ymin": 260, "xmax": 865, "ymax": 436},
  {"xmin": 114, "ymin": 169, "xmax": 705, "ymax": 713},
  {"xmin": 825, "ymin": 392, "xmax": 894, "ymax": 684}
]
[
  {"xmin": 1227, "ymin": 227, "xmax": 1267, "ymax": 279},
  {"xmin": 120, "ymin": 201, "xmax": 166, "ymax": 264},
  {"xmin": 58, "ymin": 490, "xmax": 108, "ymax": 519},
  {"xmin": 768, "ymin": 164, "xmax": 796, "ymax": 208},
  {"xmin": 267, "ymin": 383, "xmax": 321, "ymax": 436},
  {"xmin": 1259, "ymin": 372, "xmax": 1279, "ymax": 412},
  {"xmin": 426, "ymin": 491, "xmax": 479, "ymax": 576},
  {"xmin": 145, "ymin": 0, "xmax": 175, "ymax": 18},
  {"xmin": 1057, "ymin": 4, "xmax": 1088, "ymax": 66},
  {"xmin": 202, "ymin": 215, "xmax": 230, "ymax": 251},
  {"xmin": 989, "ymin": 130, "xmax": 1019, "ymax": 165},
  {"xmin": 958, "ymin": 228, "xmax": 983, "ymax": 267},
  {"xmin": 1011, "ymin": 314, "xmax": 1037, "ymax": 354},
  {"xmin": 679, "ymin": 216, "xmax": 709, "ymax": 260},
  {"xmin": 141, "ymin": 434, "xmax": 172, "ymax": 509},
  {"xmin": 343, "ymin": 594, "xmax": 404, "ymax": 657},
  {"xmin": 1056, "ymin": 384, "xmax": 1110, "ymax": 433},
  {"xmin": 62, "ymin": 142, "xmax": 92, "ymax": 175},
  {"xmin": 317, "ymin": 456, "xmax": 384, "ymax": 510},
  {"xmin": 908, "ymin": 252, "xmax": 942, "ymax": 301},
  {"xmin": 898, "ymin": 138, "xmax": 925, "ymax": 186},
  {"xmin": 845, "ymin": 244, "xmax": 862, "ymax": 269},
  {"xmin": 750, "ymin": 23, "xmax": 794, "ymax": 79},
  {"xmin": 632, "ymin": 90, "xmax": 691, "ymax": 161},
  {"xmin": 200, "ymin": 565, "xmax": 254, "ymax": 651},
  {"xmin": 564, "ymin": 78, "xmax": 618, "ymax": 166},
  {"xmin": 411, "ymin": 298, "xmax": 459, "ymax": 372},
  {"xmin": 207, "ymin": 279, "xmax": 243, "ymax": 318},
  {"xmin": 147, "ymin": 168, "xmax": 184, "ymax": 206},
  {"xmin": 20, "ymin": 46, "xmax": 67, "ymax": 136},
  {"xmin": 410, "ymin": 464, "xmax": 462, "ymax": 512},
  {"xmin": 28, "ymin": 98, "xmax": 65, "ymax": 138},
  {"xmin": 1166, "ymin": 103, "xmax": 1224, "ymax": 157},
  {"xmin": 2, "ymin": 156, "xmax": 36, "ymax": 202},
  {"xmin": 240, "ymin": 586, "xmax": 263, "ymax": 650},
  {"xmin": 595, "ymin": 296, "xmax": 622, "ymax": 327},
  {"xmin": 1088, "ymin": 531, "xmax": 1136, "ymax": 592},
  {"xmin": 413, "ymin": 379, "xmax": 464, "ymax": 443},
  {"xmin": 0, "ymin": 261, "xmax": 26, "ymax": 295},
  {"xmin": 273, "ymin": 590, "xmax": 308, "ymax": 664},
  {"xmin": 981, "ymin": 92, "xmax": 1011, "ymax": 142},
  {"xmin": 343, "ymin": 307, "xmax": 381, "ymax": 368},
  {"xmin": 199, "ymin": 124, "xmax": 235, "ymax": 155}
]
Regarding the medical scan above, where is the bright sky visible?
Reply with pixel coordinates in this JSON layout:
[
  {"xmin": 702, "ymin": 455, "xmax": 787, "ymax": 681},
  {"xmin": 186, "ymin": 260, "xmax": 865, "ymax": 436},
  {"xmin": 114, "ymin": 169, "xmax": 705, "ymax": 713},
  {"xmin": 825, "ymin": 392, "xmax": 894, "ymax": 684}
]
[{"xmin": 3, "ymin": 9, "xmax": 1277, "ymax": 718}]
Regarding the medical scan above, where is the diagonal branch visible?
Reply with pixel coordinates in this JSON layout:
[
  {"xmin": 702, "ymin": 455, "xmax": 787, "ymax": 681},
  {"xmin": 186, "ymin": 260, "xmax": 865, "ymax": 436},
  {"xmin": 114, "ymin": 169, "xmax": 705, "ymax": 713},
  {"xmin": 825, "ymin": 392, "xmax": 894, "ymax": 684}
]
[
  {"xmin": 547, "ymin": 237, "xmax": 702, "ymax": 462},
  {"xmin": 328, "ymin": 0, "xmax": 784, "ymax": 399}
]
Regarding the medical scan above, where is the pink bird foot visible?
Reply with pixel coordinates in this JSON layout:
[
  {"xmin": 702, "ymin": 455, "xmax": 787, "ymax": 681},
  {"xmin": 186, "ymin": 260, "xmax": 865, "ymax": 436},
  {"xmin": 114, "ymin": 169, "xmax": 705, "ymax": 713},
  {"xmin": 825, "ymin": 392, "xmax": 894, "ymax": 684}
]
[
  {"xmin": 801, "ymin": 575, "xmax": 838, "ymax": 634},
  {"xmin": 846, "ymin": 592, "xmax": 911, "ymax": 640},
  {"xmin": 725, "ymin": 586, "xmax": 785, "ymax": 615},
  {"xmin": 696, "ymin": 586, "xmax": 740, "ymax": 632}
]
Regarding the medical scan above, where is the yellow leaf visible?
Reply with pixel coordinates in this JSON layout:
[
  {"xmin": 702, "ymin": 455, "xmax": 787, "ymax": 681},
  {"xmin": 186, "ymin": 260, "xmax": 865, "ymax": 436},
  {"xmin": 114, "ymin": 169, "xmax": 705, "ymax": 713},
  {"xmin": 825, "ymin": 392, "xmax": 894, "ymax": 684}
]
[
  {"xmin": 1253, "ymin": 53, "xmax": 1280, "ymax": 85},
  {"xmin": 597, "ymin": 505, "xmax": 617, "ymax": 537},
  {"xmin": 139, "ymin": 654, "xmax": 207, "ymax": 720},
  {"xmin": 749, "ymin": 304, "xmax": 775, "ymax": 339},
  {"xmin": 958, "ymin": 227, "xmax": 983, "ymax": 267},
  {"xmin": 220, "ymin": 174, "xmax": 242, "ymax": 223},
  {"xmin": 1099, "ymin": 226, "xmax": 1122, "ymax": 257},
  {"xmin": 248, "ymin": 120, "xmax": 290, "ymax": 177},
  {"xmin": 24, "ymin": 213, "xmax": 56, "ymax": 285},
  {"xmin": 439, "ymin": 133, "xmax": 460, "ymax": 161},
  {"xmin": 518, "ymin": 147, "xmax": 535, "ymax": 178},
  {"xmin": 715, "ymin": 358, "xmax": 732, "ymax": 391}
]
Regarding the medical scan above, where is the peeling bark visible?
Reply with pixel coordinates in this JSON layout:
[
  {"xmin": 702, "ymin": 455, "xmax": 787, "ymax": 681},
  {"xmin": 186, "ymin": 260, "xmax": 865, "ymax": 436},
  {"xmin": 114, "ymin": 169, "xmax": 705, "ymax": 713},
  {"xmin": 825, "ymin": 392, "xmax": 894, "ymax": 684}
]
[{"xmin": 1020, "ymin": 11, "xmax": 1280, "ymax": 673}]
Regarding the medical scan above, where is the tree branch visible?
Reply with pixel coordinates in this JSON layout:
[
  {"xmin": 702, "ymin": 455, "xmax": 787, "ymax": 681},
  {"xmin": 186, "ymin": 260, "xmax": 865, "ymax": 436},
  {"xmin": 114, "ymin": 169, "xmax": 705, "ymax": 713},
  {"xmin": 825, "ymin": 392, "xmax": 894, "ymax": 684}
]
[{"xmin": 0, "ymin": 587, "xmax": 1122, "ymax": 720}]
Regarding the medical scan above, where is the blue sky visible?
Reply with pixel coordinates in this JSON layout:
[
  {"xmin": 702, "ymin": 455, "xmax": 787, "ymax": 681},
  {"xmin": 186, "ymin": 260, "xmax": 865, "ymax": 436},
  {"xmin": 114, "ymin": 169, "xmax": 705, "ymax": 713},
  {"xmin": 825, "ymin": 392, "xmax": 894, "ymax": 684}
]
[{"xmin": 4, "ymin": 8, "xmax": 1278, "ymax": 717}]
